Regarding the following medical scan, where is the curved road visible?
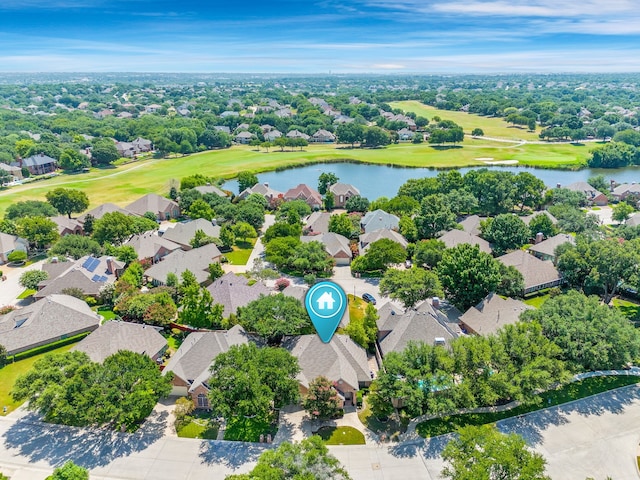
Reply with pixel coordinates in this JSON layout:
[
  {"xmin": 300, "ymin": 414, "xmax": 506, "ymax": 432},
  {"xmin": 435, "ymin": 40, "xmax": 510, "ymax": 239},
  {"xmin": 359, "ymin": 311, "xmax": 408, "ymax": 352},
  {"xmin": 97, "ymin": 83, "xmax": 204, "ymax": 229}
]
[{"xmin": 2, "ymin": 385, "xmax": 640, "ymax": 479}]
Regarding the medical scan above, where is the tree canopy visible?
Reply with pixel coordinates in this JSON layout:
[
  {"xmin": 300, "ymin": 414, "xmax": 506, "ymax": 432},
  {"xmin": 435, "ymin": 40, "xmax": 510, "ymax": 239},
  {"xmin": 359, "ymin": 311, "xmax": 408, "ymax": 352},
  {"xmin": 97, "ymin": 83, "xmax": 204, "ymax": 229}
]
[
  {"xmin": 45, "ymin": 188, "xmax": 89, "ymax": 218},
  {"xmin": 379, "ymin": 267, "xmax": 443, "ymax": 309},
  {"xmin": 238, "ymin": 293, "xmax": 312, "ymax": 344}
]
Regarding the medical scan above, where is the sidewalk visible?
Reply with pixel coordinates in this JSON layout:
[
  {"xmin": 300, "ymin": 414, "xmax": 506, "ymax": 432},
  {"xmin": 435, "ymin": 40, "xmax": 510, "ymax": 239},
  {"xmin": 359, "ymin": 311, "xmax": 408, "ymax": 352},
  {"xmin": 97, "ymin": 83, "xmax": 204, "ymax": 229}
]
[{"xmin": 0, "ymin": 259, "xmax": 46, "ymax": 307}]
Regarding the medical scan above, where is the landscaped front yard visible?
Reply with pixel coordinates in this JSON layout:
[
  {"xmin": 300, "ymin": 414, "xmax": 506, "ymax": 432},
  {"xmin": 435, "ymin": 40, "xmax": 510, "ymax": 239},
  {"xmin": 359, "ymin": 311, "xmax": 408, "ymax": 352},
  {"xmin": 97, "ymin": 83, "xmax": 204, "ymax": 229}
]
[
  {"xmin": 0, "ymin": 343, "xmax": 76, "ymax": 415},
  {"xmin": 176, "ymin": 413, "xmax": 219, "ymax": 440},
  {"xmin": 224, "ymin": 239, "xmax": 257, "ymax": 265},
  {"xmin": 613, "ymin": 298, "xmax": 640, "ymax": 323},
  {"xmin": 224, "ymin": 413, "xmax": 277, "ymax": 442},
  {"xmin": 314, "ymin": 426, "xmax": 366, "ymax": 445}
]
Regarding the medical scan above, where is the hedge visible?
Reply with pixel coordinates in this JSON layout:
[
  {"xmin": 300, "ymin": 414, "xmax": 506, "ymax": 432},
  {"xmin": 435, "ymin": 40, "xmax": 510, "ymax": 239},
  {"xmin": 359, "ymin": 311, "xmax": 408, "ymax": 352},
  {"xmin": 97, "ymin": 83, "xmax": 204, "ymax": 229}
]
[{"xmin": 9, "ymin": 331, "xmax": 91, "ymax": 362}]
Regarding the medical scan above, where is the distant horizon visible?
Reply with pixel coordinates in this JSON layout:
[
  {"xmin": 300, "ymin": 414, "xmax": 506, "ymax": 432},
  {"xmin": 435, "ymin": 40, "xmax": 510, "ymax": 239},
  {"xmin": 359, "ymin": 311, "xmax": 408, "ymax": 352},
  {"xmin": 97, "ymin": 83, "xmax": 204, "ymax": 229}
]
[{"xmin": 1, "ymin": 1, "xmax": 640, "ymax": 73}]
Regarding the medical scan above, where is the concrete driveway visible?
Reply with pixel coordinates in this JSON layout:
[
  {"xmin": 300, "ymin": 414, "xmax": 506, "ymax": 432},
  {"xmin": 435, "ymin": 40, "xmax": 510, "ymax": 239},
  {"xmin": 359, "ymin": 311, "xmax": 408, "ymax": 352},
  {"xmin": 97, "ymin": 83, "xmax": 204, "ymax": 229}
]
[{"xmin": 0, "ymin": 259, "xmax": 45, "ymax": 307}]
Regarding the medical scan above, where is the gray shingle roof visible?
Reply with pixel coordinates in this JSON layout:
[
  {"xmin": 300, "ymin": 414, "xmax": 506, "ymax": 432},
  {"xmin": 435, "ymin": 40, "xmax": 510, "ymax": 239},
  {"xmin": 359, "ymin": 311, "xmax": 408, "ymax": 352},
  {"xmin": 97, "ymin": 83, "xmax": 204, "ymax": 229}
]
[
  {"xmin": 0, "ymin": 294, "xmax": 100, "ymax": 355},
  {"xmin": 305, "ymin": 212, "xmax": 331, "ymax": 234},
  {"xmin": 301, "ymin": 233, "xmax": 352, "ymax": 260},
  {"xmin": 78, "ymin": 203, "xmax": 138, "ymax": 222},
  {"xmin": 125, "ymin": 193, "xmax": 180, "ymax": 217},
  {"xmin": 163, "ymin": 325, "xmax": 250, "ymax": 392},
  {"xmin": 521, "ymin": 210, "xmax": 558, "ymax": 226},
  {"xmin": 145, "ymin": 243, "xmax": 222, "ymax": 285},
  {"xmin": 528, "ymin": 234, "xmax": 574, "ymax": 258},
  {"xmin": 283, "ymin": 334, "xmax": 370, "ymax": 391},
  {"xmin": 360, "ymin": 209, "xmax": 399, "ymax": 233},
  {"xmin": 161, "ymin": 219, "xmax": 221, "ymax": 248},
  {"xmin": 359, "ymin": 229, "xmax": 408, "ymax": 253},
  {"xmin": 124, "ymin": 231, "xmax": 182, "ymax": 260},
  {"xmin": 438, "ymin": 229, "xmax": 492, "ymax": 254},
  {"xmin": 206, "ymin": 272, "xmax": 271, "ymax": 318},
  {"xmin": 51, "ymin": 216, "xmax": 83, "ymax": 235},
  {"xmin": 498, "ymin": 250, "xmax": 562, "ymax": 291},
  {"xmin": 627, "ymin": 212, "xmax": 640, "ymax": 227},
  {"xmin": 194, "ymin": 184, "xmax": 228, "ymax": 197},
  {"xmin": 329, "ymin": 183, "xmax": 360, "ymax": 197},
  {"xmin": 72, "ymin": 320, "xmax": 167, "ymax": 363},
  {"xmin": 459, "ymin": 293, "xmax": 532, "ymax": 336},
  {"xmin": 458, "ymin": 215, "xmax": 487, "ymax": 236},
  {"xmin": 0, "ymin": 232, "xmax": 27, "ymax": 256}
]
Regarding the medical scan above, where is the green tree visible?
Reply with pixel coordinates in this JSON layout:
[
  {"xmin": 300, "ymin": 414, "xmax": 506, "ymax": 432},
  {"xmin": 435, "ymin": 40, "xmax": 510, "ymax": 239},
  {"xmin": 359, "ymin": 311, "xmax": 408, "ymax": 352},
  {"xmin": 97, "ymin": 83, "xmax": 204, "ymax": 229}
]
[
  {"xmin": 233, "ymin": 221, "xmax": 257, "ymax": 242},
  {"xmin": 481, "ymin": 214, "xmax": 531, "ymax": 255},
  {"xmin": 528, "ymin": 213, "xmax": 557, "ymax": 239},
  {"xmin": 399, "ymin": 215, "xmax": 418, "ymax": 243},
  {"xmin": 179, "ymin": 284, "xmax": 223, "ymax": 328},
  {"xmin": 11, "ymin": 350, "xmax": 172, "ymax": 431},
  {"xmin": 364, "ymin": 126, "xmax": 391, "ymax": 147},
  {"xmin": 521, "ymin": 291, "xmax": 640, "ymax": 371},
  {"xmin": 336, "ymin": 122, "xmax": 365, "ymax": 147},
  {"xmin": 302, "ymin": 376, "xmax": 343, "ymax": 419},
  {"xmin": 416, "ymin": 194, "xmax": 457, "ymax": 239},
  {"xmin": 471, "ymin": 128, "xmax": 484, "ymax": 136},
  {"xmin": 92, "ymin": 211, "xmax": 133, "ymax": 245},
  {"xmin": 208, "ymin": 343, "xmax": 300, "ymax": 419},
  {"xmin": 514, "ymin": 172, "xmax": 545, "ymax": 211},
  {"xmin": 318, "ymin": 172, "xmax": 339, "ymax": 195},
  {"xmin": 190, "ymin": 229, "xmax": 216, "ymax": 249},
  {"xmin": 437, "ymin": 244, "xmax": 502, "ymax": 311},
  {"xmin": 5, "ymin": 200, "xmax": 57, "ymax": 220},
  {"xmin": 237, "ymin": 171, "xmax": 259, "ymax": 193},
  {"xmin": 46, "ymin": 188, "xmax": 89, "ymax": 218},
  {"xmin": 15, "ymin": 138, "xmax": 36, "ymax": 158},
  {"xmin": 379, "ymin": 267, "xmax": 443, "ymax": 309},
  {"xmin": 6, "ymin": 250, "xmax": 27, "ymax": 263},
  {"xmin": 587, "ymin": 174, "xmax": 610, "ymax": 193},
  {"xmin": 497, "ymin": 263, "xmax": 525, "ymax": 298},
  {"xmin": 219, "ymin": 224, "xmax": 235, "ymax": 248},
  {"xmin": 328, "ymin": 213, "xmax": 354, "ymax": 238},
  {"xmin": 265, "ymin": 237, "xmax": 333, "ymax": 277},
  {"xmin": 59, "ymin": 148, "xmax": 90, "ymax": 172},
  {"xmin": 441, "ymin": 425, "xmax": 550, "ymax": 480},
  {"xmin": 46, "ymin": 460, "xmax": 89, "ymax": 480},
  {"xmin": 345, "ymin": 302, "xmax": 378, "ymax": 349},
  {"xmin": 263, "ymin": 222, "xmax": 302, "ymax": 243},
  {"xmin": 225, "ymin": 436, "xmax": 351, "ymax": 480},
  {"xmin": 413, "ymin": 239, "xmax": 446, "ymax": 268},
  {"xmin": 91, "ymin": 139, "xmax": 120, "ymax": 165},
  {"xmin": 50, "ymin": 235, "xmax": 102, "ymax": 260},
  {"xmin": 612, "ymin": 202, "xmax": 635, "ymax": 224},
  {"xmin": 19, "ymin": 269, "xmax": 48, "ymax": 290},
  {"xmin": 209, "ymin": 262, "xmax": 224, "ymax": 282},
  {"xmin": 351, "ymin": 238, "xmax": 406, "ymax": 274},
  {"xmin": 276, "ymin": 200, "xmax": 311, "ymax": 222},
  {"xmin": 238, "ymin": 293, "xmax": 311, "ymax": 344},
  {"xmin": 16, "ymin": 216, "xmax": 59, "ymax": 249},
  {"xmin": 345, "ymin": 195, "xmax": 369, "ymax": 213},
  {"xmin": 588, "ymin": 142, "xmax": 637, "ymax": 168},
  {"xmin": 323, "ymin": 191, "xmax": 335, "ymax": 211},
  {"xmin": 188, "ymin": 199, "xmax": 213, "ymax": 221},
  {"xmin": 0, "ymin": 344, "xmax": 7, "ymax": 368}
]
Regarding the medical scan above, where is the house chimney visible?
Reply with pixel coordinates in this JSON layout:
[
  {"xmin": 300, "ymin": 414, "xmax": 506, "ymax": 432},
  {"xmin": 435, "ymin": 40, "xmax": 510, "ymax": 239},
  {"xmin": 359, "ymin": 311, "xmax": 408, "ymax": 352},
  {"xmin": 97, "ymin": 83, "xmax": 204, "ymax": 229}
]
[
  {"xmin": 556, "ymin": 183, "xmax": 561, "ymax": 189},
  {"xmin": 106, "ymin": 257, "xmax": 114, "ymax": 274},
  {"xmin": 264, "ymin": 182, "xmax": 269, "ymax": 188},
  {"xmin": 610, "ymin": 179, "xmax": 616, "ymax": 191},
  {"xmin": 535, "ymin": 232, "xmax": 544, "ymax": 244},
  {"xmin": 432, "ymin": 297, "xmax": 440, "ymax": 308}
]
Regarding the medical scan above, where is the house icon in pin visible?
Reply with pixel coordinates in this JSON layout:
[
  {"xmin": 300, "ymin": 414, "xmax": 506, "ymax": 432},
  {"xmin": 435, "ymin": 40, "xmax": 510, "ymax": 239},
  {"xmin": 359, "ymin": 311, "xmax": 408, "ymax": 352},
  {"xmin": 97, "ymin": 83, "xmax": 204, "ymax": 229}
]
[{"xmin": 316, "ymin": 291, "xmax": 335, "ymax": 310}]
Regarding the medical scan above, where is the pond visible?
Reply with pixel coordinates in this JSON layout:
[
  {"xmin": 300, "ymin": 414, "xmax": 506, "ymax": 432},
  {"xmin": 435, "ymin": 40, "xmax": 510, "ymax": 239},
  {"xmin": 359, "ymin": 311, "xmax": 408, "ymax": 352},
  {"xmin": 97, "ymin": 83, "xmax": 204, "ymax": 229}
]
[{"xmin": 224, "ymin": 162, "xmax": 640, "ymax": 199}]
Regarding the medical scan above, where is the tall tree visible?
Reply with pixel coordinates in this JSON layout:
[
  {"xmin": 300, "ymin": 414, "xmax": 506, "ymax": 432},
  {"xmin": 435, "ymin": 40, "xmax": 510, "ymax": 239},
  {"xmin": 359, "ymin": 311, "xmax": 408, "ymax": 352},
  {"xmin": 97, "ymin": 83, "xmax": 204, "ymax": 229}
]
[
  {"xmin": 16, "ymin": 216, "xmax": 59, "ymax": 249},
  {"xmin": 5, "ymin": 200, "xmax": 58, "ymax": 220},
  {"xmin": 437, "ymin": 244, "xmax": 502, "ymax": 310},
  {"xmin": 92, "ymin": 211, "xmax": 133, "ymax": 245},
  {"xmin": 318, "ymin": 172, "xmax": 339, "ymax": 195},
  {"xmin": 179, "ymin": 284, "xmax": 223, "ymax": 328},
  {"xmin": 416, "ymin": 194, "xmax": 457, "ymax": 239},
  {"xmin": 302, "ymin": 376, "xmax": 343, "ymax": 419},
  {"xmin": 238, "ymin": 293, "xmax": 311, "ymax": 344},
  {"xmin": 50, "ymin": 235, "xmax": 102, "ymax": 260},
  {"xmin": 46, "ymin": 188, "xmax": 90, "ymax": 218},
  {"xmin": 481, "ymin": 214, "xmax": 530, "ymax": 255},
  {"xmin": 441, "ymin": 425, "xmax": 550, "ymax": 480},
  {"xmin": 237, "ymin": 171, "xmax": 259, "ymax": 193},
  {"xmin": 379, "ymin": 267, "xmax": 443, "ymax": 309}
]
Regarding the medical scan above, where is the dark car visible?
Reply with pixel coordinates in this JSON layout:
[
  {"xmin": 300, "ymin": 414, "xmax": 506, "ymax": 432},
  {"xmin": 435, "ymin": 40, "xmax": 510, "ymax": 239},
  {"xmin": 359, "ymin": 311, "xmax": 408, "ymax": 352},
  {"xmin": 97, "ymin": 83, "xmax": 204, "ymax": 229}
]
[{"xmin": 362, "ymin": 293, "xmax": 377, "ymax": 305}]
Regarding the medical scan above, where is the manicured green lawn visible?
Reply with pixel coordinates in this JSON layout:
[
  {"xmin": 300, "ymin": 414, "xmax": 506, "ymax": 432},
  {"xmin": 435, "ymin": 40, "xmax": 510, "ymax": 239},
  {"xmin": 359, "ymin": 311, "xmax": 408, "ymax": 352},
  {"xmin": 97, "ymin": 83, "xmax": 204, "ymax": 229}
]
[
  {"xmin": 0, "ymin": 138, "xmax": 590, "ymax": 216},
  {"xmin": 523, "ymin": 293, "xmax": 550, "ymax": 308},
  {"xmin": 314, "ymin": 426, "xmax": 366, "ymax": 445},
  {"xmin": 416, "ymin": 375, "xmax": 640, "ymax": 438},
  {"xmin": 17, "ymin": 289, "xmax": 36, "ymax": 299},
  {"xmin": 224, "ymin": 239, "xmax": 257, "ymax": 265},
  {"xmin": 0, "ymin": 343, "xmax": 75, "ymax": 416},
  {"xmin": 177, "ymin": 416, "xmax": 219, "ymax": 439},
  {"xmin": 358, "ymin": 399, "xmax": 408, "ymax": 438},
  {"xmin": 95, "ymin": 306, "xmax": 117, "ymax": 321},
  {"xmin": 348, "ymin": 294, "xmax": 367, "ymax": 324},
  {"xmin": 224, "ymin": 413, "xmax": 278, "ymax": 442},
  {"xmin": 613, "ymin": 298, "xmax": 640, "ymax": 322}
]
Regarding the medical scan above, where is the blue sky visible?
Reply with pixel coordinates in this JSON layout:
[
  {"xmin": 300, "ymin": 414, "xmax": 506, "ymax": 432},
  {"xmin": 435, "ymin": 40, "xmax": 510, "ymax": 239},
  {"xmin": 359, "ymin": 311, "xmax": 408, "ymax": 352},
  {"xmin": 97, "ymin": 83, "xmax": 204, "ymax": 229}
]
[{"xmin": 1, "ymin": 0, "xmax": 640, "ymax": 73}]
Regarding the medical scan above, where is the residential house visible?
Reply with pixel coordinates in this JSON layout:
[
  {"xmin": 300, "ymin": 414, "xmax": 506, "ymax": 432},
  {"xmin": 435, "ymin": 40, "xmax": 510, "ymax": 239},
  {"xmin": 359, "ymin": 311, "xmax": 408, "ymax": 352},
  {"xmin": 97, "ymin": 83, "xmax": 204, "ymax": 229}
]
[
  {"xmin": 124, "ymin": 231, "xmax": 182, "ymax": 263},
  {"xmin": 163, "ymin": 325, "xmax": 250, "ymax": 406},
  {"xmin": 286, "ymin": 130, "xmax": 310, "ymax": 141},
  {"xmin": 301, "ymin": 233, "xmax": 352, "ymax": 266},
  {"xmin": 521, "ymin": 210, "xmax": 558, "ymax": 227},
  {"xmin": 161, "ymin": 218, "xmax": 221, "ymax": 250},
  {"xmin": 264, "ymin": 129, "xmax": 283, "ymax": 142},
  {"xmin": 310, "ymin": 129, "xmax": 336, "ymax": 143},
  {"xmin": 359, "ymin": 229, "xmax": 408, "ymax": 254},
  {"xmin": 213, "ymin": 126, "xmax": 231, "ymax": 134},
  {"xmin": 283, "ymin": 184, "xmax": 323, "ymax": 210},
  {"xmin": 145, "ymin": 104, "xmax": 162, "ymax": 113},
  {"xmin": 563, "ymin": 182, "xmax": 608, "ymax": 206},
  {"xmin": 78, "ymin": 202, "xmax": 139, "ymax": 222},
  {"xmin": 397, "ymin": 128, "xmax": 414, "ymax": 142},
  {"xmin": 304, "ymin": 212, "xmax": 331, "ymax": 235},
  {"xmin": 0, "ymin": 162, "xmax": 23, "ymax": 181},
  {"xmin": 12, "ymin": 153, "xmax": 57, "ymax": 175},
  {"xmin": 51, "ymin": 216, "xmax": 84, "ymax": 236},
  {"xmin": 360, "ymin": 209, "xmax": 399, "ymax": 233},
  {"xmin": 611, "ymin": 183, "xmax": 640, "ymax": 202},
  {"xmin": 194, "ymin": 184, "xmax": 228, "ymax": 197},
  {"xmin": 283, "ymin": 334, "xmax": 371, "ymax": 406},
  {"xmin": 72, "ymin": 320, "xmax": 167, "ymax": 363},
  {"xmin": 35, "ymin": 255, "xmax": 124, "ymax": 300},
  {"xmin": 0, "ymin": 294, "xmax": 100, "ymax": 356},
  {"xmin": 627, "ymin": 212, "xmax": 640, "ymax": 227},
  {"xmin": 220, "ymin": 111, "xmax": 240, "ymax": 118},
  {"xmin": 438, "ymin": 229, "xmax": 492, "ymax": 254},
  {"xmin": 497, "ymin": 250, "xmax": 564, "ymax": 295},
  {"xmin": 459, "ymin": 293, "xmax": 532, "ymax": 336},
  {"xmin": 206, "ymin": 272, "xmax": 271, "ymax": 318},
  {"xmin": 329, "ymin": 183, "xmax": 360, "ymax": 209},
  {"xmin": 237, "ymin": 182, "xmax": 284, "ymax": 207},
  {"xmin": 377, "ymin": 301, "xmax": 457, "ymax": 357},
  {"xmin": 234, "ymin": 131, "xmax": 255, "ymax": 144},
  {"xmin": 144, "ymin": 243, "xmax": 222, "ymax": 286},
  {"xmin": 459, "ymin": 215, "xmax": 488, "ymax": 237},
  {"xmin": 282, "ymin": 285, "xmax": 307, "ymax": 303},
  {"xmin": 114, "ymin": 137, "xmax": 153, "ymax": 158},
  {"xmin": 126, "ymin": 193, "xmax": 180, "ymax": 221},
  {"xmin": 0, "ymin": 232, "xmax": 28, "ymax": 264},
  {"xmin": 528, "ymin": 234, "xmax": 575, "ymax": 262}
]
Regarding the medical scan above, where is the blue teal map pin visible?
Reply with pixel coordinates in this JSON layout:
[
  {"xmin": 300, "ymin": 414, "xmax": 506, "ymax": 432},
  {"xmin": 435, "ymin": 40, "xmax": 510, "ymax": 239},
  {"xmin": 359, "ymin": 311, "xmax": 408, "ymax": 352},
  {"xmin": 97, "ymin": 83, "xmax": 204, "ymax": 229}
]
[{"xmin": 305, "ymin": 281, "xmax": 347, "ymax": 343}]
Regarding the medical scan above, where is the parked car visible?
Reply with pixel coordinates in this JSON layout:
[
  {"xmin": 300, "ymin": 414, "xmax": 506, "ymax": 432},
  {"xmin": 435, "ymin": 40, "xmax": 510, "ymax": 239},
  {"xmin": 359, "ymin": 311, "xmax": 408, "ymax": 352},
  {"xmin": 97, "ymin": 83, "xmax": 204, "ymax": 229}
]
[{"xmin": 362, "ymin": 293, "xmax": 377, "ymax": 305}]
